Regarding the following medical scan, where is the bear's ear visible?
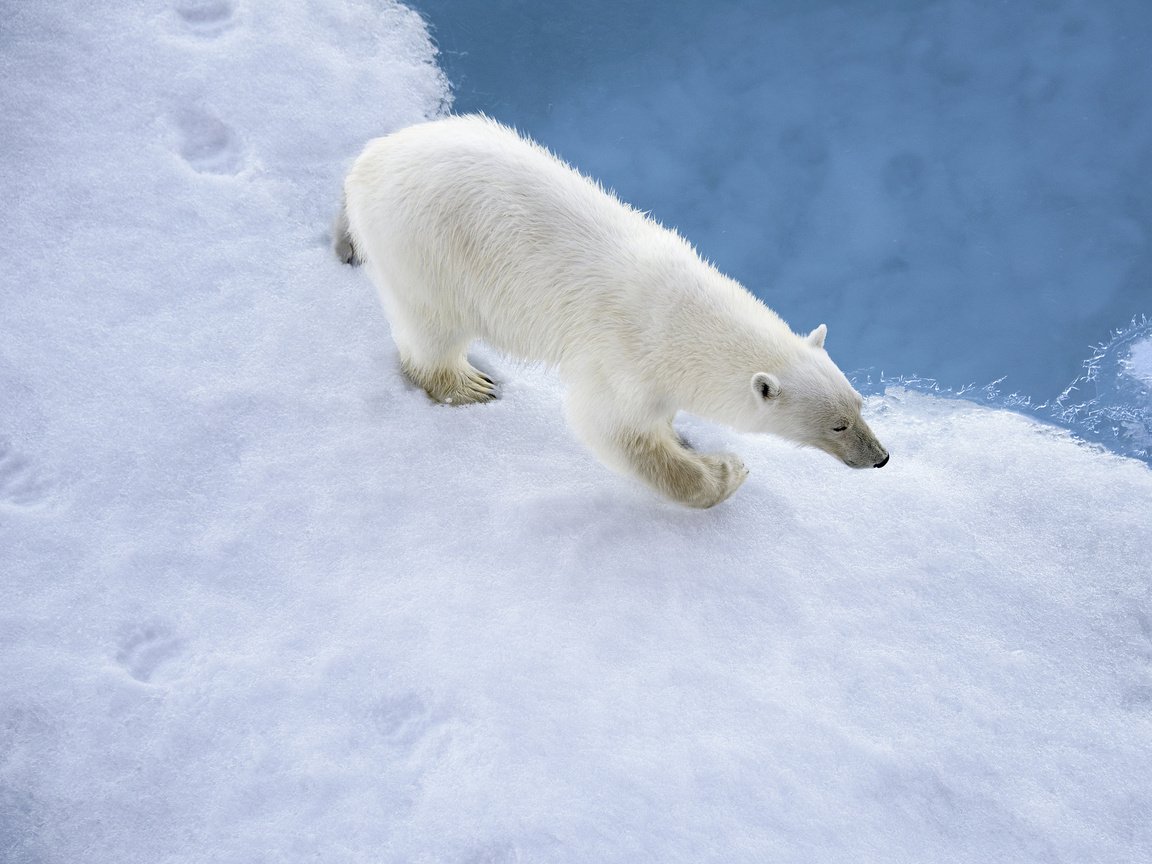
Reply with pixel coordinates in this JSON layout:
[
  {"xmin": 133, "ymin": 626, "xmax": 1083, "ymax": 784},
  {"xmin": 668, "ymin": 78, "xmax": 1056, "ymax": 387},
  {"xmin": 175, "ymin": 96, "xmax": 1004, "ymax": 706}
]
[
  {"xmin": 751, "ymin": 372, "xmax": 781, "ymax": 402},
  {"xmin": 807, "ymin": 324, "xmax": 827, "ymax": 349}
]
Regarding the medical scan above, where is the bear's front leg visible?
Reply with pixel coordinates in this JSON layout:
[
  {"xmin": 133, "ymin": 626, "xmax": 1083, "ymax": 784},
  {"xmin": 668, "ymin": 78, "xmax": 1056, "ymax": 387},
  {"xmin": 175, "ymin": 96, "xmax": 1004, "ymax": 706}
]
[
  {"xmin": 619, "ymin": 428, "xmax": 748, "ymax": 508},
  {"xmin": 566, "ymin": 386, "xmax": 747, "ymax": 507}
]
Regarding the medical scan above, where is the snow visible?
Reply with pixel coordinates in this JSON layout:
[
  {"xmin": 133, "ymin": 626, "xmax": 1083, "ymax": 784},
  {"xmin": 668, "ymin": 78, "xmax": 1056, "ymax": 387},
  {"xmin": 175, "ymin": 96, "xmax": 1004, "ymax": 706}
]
[{"xmin": 2, "ymin": 2, "xmax": 1151, "ymax": 863}]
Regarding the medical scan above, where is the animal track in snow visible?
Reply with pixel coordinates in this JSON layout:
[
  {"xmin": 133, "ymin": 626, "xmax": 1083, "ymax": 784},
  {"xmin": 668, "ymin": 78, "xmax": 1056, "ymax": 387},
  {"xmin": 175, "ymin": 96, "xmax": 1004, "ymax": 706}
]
[
  {"xmin": 463, "ymin": 841, "xmax": 525, "ymax": 864},
  {"xmin": 174, "ymin": 0, "xmax": 236, "ymax": 36},
  {"xmin": 1122, "ymin": 606, "xmax": 1152, "ymax": 710},
  {"xmin": 464, "ymin": 834, "xmax": 561, "ymax": 863},
  {"xmin": 116, "ymin": 621, "xmax": 184, "ymax": 682},
  {"xmin": 1123, "ymin": 685, "xmax": 1152, "ymax": 709},
  {"xmin": 172, "ymin": 108, "xmax": 243, "ymax": 174},
  {"xmin": 0, "ymin": 439, "xmax": 52, "ymax": 510},
  {"xmin": 369, "ymin": 692, "xmax": 436, "ymax": 746}
]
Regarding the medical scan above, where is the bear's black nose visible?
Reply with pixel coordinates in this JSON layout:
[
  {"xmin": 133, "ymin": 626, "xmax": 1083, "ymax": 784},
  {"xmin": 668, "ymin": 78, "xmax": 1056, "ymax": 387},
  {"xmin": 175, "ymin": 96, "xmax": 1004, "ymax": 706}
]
[{"xmin": 874, "ymin": 453, "xmax": 889, "ymax": 468}]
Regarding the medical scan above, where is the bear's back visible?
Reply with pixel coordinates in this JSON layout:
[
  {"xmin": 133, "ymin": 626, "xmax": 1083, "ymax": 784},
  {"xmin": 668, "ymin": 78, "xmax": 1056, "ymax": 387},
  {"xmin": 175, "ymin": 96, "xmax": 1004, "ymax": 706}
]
[
  {"xmin": 344, "ymin": 116, "xmax": 778, "ymax": 376},
  {"xmin": 347, "ymin": 117, "xmax": 708, "ymax": 364}
]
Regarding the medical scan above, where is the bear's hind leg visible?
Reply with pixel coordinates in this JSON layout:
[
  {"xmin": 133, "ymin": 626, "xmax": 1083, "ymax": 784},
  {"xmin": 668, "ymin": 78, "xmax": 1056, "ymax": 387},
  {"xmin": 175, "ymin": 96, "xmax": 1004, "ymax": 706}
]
[
  {"xmin": 392, "ymin": 315, "xmax": 497, "ymax": 406},
  {"xmin": 332, "ymin": 194, "xmax": 360, "ymax": 266}
]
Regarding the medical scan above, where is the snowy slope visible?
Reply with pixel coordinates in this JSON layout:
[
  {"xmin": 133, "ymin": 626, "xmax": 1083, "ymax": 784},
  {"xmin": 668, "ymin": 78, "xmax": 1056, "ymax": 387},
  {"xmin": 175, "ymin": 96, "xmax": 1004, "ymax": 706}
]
[{"xmin": 2, "ymin": 2, "xmax": 1152, "ymax": 863}]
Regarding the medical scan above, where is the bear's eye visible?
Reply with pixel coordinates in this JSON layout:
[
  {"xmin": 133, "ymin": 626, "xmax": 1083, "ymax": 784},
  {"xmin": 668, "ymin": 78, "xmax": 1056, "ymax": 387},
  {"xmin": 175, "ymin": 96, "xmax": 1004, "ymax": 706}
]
[{"xmin": 832, "ymin": 424, "xmax": 848, "ymax": 433}]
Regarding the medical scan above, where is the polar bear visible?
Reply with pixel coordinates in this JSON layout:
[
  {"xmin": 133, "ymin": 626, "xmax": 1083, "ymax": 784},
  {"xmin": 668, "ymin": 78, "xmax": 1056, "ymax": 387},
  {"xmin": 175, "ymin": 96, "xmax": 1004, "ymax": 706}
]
[{"xmin": 337, "ymin": 115, "xmax": 888, "ymax": 507}]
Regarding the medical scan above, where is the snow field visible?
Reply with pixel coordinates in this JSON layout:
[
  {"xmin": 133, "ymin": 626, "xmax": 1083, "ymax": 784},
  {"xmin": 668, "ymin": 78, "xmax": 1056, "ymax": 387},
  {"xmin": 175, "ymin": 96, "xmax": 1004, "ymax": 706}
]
[{"xmin": 1, "ymin": 2, "xmax": 1151, "ymax": 863}]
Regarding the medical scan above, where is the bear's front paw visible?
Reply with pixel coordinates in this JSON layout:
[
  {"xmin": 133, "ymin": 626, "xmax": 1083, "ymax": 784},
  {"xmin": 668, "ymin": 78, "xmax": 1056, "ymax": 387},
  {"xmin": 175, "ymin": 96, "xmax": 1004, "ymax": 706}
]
[
  {"xmin": 697, "ymin": 452, "xmax": 748, "ymax": 508},
  {"xmin": 617, "ymin": 430, "xmax": 748, "ymax": 508}
]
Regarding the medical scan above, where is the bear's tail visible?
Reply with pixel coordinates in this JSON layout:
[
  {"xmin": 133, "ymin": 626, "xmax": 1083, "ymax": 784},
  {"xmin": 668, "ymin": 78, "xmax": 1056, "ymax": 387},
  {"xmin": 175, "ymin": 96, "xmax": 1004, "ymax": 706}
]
[{"xmin": 332, "ymin": 191, "xmax": 360, "ymax": 266}]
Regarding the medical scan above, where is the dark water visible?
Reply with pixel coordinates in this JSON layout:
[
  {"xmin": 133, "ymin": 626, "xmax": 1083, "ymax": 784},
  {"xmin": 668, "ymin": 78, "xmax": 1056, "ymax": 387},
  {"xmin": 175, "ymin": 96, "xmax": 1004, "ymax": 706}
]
[{"xmin": 412, "ymin": 0, "xmax": 1151, "ymax": 404}]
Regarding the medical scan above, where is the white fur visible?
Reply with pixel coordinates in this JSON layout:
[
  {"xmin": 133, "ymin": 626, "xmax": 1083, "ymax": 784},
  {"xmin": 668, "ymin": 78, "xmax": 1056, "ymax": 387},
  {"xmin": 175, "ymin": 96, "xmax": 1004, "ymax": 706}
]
[{"xmin": 340, "ymin": 115, "xmax": 887, "ymax": 506}]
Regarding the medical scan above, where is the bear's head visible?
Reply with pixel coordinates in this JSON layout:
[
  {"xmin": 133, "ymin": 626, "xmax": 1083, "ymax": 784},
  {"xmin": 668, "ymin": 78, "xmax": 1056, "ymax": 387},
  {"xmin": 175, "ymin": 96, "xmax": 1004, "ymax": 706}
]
[{"xmin": 746, "ymin": 324, "xmax": 889, "ymax": 469}]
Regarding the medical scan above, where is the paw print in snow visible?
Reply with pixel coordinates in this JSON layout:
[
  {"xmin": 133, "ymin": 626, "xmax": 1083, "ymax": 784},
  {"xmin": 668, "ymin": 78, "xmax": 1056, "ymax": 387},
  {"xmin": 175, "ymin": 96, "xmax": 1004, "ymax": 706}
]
[
  {"xmin": 116, "ymin": 620, "xmax": 184, "ymax": 683},
  {"xmin": 171, "ymin": 107, "xmax": 244, "ymax": 175},
  {"xmin": 0, "ymin": 439, "xmax": 52, "ymax": 510},
  {"xmin": 370, "ymin": 692, "xmax": 436, "ymax": 747},
  {"xmin": 174, "ymin": 0, "xmax": 236, "ymax": 37}
]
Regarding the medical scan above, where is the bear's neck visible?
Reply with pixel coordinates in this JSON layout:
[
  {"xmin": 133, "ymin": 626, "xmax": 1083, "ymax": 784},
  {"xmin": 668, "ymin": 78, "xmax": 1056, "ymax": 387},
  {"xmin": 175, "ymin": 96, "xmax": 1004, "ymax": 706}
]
[{"xmin": 661, "ymin": 274, "xmax": 798, "ymax": 427}]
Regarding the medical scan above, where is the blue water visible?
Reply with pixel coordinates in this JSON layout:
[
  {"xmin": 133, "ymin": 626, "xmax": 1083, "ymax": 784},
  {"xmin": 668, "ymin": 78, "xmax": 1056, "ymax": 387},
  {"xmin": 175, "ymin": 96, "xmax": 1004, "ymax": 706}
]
[{"xmin": 413, "ymin": 0, "xmax": 1151, "ymax": 409}]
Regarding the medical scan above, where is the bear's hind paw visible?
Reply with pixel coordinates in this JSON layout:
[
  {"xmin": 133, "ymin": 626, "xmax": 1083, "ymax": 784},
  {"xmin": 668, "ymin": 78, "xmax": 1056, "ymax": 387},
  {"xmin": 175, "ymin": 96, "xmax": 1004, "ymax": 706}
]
[{"xmin": 403, "ymin": 361, "xmax": 499, "ymax": 406}]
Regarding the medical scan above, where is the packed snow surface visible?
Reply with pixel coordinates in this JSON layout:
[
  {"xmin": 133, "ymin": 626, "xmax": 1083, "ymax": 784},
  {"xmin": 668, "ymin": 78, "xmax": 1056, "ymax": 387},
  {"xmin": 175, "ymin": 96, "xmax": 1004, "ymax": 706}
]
[{"xmin": 2, "ymin": 2, "xmax": 1151, "ymax": 863}]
